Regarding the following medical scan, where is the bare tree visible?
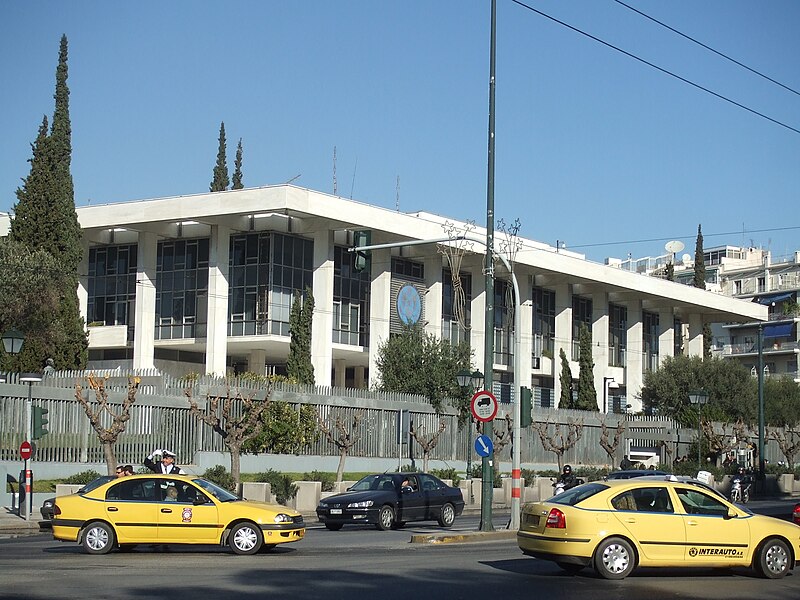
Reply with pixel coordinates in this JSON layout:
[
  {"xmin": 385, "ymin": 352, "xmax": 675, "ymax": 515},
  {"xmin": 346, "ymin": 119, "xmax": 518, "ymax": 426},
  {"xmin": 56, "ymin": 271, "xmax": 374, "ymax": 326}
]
[
  {"xmin": 770, "ymin": 427, "xmax": 800, "ymax": 468},
  {"xmin": 185, "ymin": 384, "xmax": 272, "ymax": 488},
  {"xmin": 410, "ymin": 419, "xmax": 446, "ymax": 473},
  {"xmin": 74, "ymin": 376, "xmax": 140, "ymax": 474},
  {"xmin": 318, "ymin": 412, "xmax": 363, "ymax": 484},
  {"xmin": 532, "ymin": 418, "xmax": 584, "ymax": 471},
  {"xmin": 599, "ymin": 416, "xmax": 626, "ymax": 469},
  {"xmin": 701, "ymin": 418, "xmax": 754, "ymax": 466}
]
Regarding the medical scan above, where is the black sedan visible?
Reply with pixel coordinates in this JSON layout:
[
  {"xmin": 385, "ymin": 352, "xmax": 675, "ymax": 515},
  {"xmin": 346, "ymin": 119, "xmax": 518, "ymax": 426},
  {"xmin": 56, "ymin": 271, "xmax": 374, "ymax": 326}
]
[
  {"xmin": 316, "ymin": 472, "xmax": 464, "ymax": 531},
  {"xmin": 40, "ymin": 476, "xmax": 114, "ymax": 520}
]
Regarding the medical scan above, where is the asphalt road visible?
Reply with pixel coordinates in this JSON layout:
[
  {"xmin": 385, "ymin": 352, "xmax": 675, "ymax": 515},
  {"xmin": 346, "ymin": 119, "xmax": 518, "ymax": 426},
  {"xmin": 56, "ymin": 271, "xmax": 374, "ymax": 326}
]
[{"xmin": 3, "ymin": 508, "xmax": 800, "ymax": 600}]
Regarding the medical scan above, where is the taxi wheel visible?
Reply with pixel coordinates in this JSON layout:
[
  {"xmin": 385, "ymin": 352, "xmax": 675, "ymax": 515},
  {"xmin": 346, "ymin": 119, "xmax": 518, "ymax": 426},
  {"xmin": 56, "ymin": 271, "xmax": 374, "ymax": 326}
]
[
  {"xmin": 325, "ymin": 523, "xmax": 343, "ymax": 531},
  {"xmin": 82, "ymin": 521, "xmax": 116, "ymax": 555},
  {"xmin": 438, "ymin": 503, "xmax": 456, "ymax": 528},
  {"xmin": 376, "ymin": 505, "xmax": 395, "ymax": 530},
  {"xmin": 755, "ymin": 538, "xmax": 791, "ymax": 579},
  {"xmin": 228, "ymin": 522, "xmax": 263, "ymax": 555},
  {"xmin": 594, "ymin": 537, "xmax": 635, "ymax": 580}
]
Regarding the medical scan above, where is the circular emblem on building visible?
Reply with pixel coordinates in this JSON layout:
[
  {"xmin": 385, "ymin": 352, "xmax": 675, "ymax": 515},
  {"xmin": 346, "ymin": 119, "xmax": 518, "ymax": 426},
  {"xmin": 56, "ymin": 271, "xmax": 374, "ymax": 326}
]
[{"xmin": 396, "ymin": 284, "xmax": 422, "ymax": 325}]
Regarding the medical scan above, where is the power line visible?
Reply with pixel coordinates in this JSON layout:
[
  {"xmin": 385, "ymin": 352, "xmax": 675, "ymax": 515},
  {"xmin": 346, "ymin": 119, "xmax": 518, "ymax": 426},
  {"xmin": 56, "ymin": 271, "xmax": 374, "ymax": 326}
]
[
  {"xmin": 509, "ymin": 0, "xmax": 800, "ymax": 135},
  {"xmin": 613, "ymin": 0, "xmax": 800, "ymax": 97}
]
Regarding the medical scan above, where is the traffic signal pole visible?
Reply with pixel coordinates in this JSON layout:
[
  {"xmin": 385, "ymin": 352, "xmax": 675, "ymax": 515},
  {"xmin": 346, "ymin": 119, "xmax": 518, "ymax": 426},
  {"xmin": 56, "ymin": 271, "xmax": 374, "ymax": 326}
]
[{"xmin": 25, "ymin": 382, "xmax": 33, "ymax": 521}]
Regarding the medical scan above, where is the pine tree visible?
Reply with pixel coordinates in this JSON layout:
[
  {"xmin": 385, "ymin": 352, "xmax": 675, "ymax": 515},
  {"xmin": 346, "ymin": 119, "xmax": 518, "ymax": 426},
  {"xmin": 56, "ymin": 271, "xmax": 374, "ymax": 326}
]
[
  {"xmin": 210, "ymin": 121, "xmax": 229, "ymax": 192},
  {"xmin": 232, "ymin": 138, "xmax": 244, "ymax": 190},
  {"xmin": 576, "ymin": 323, "xmax": 598, "ymax": 410},
  {"xmin": 8, "ymin": 35, "xmax": 86, "ymax": 370}
]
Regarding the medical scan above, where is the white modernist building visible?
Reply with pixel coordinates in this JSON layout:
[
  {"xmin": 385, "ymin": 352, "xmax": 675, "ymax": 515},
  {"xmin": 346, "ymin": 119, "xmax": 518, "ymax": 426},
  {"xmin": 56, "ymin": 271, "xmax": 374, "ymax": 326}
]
[{"xmin": 0, "ymin": 185, "xmax": 767, "ymax": 411}]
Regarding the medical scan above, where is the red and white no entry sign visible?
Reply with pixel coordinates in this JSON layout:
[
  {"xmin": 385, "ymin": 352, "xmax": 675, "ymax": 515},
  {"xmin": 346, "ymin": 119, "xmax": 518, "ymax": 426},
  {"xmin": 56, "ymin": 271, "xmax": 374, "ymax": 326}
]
[
  {"xmin": 19, "ymin": 441, "xmax": 32, "ymax": 460},
  {"xmin": 470, "ymin": 390, "xmax": 498, "ymax": 422}
]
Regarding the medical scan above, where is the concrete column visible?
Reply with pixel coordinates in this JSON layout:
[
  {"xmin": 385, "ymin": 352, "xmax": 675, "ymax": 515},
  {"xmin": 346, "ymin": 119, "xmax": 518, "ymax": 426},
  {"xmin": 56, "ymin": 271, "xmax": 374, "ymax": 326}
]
[
  {"xmin": 354, "ymin": 365, "xmax": 366, "ymax": 389},
  {"xmin": 469, "ymin": 265, "xmax": 486, "ymax": 372},
  {"xmin": 205, "ymin": 225, "xmax": 230, "ymax": 376},
  {"xmin": 592, "ymin": 291, "xmax": 610, "ymax": 411},
  {"xmin": 333, "ymin": 359, "xmax": 347, "ymax": 388},
  {"xmin": 368, "ymin": 248, "xmax": 392, "ymax": 388},
  {"xmin": 658, "ymin": 308, "xmax": 675, "ymax": 364},
  {"xmin": 424, "ymin": 254, "xmax": 443, "ymax": 338},
  {"xmin": 687, "ymin": 313, "xmax": 704, "ymax": 358},
  {"xmin": 626, "ymin": 299, "xmax": 643, "ymax": 412},
  {"xmin": 553, "ymin": 284, "xmax": 572, "ymax": 407},
  {"xmin": 77, "ymin": 239, "xmax": 89, "ymax": 327},
  {"xmin": 311, "ymin": 230, "xmax": 334, "ymax": 387},
  {"xmin": 518, "ymin": 279, "xmax": 534, "ymax": 385},
  {"xmin": 133, "ymin": 232, "xmax": 157, "ymax": 369},
  {"xmin": 248, "ymin": 349, "xmax": 267, "ymax": 376}
]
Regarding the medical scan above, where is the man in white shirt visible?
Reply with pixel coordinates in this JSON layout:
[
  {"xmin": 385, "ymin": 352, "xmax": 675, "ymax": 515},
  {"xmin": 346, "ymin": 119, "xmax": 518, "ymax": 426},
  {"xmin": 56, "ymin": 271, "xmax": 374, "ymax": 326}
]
[{"xmin": 144, "ymin": 449, "xmax": 184, "ymax": 474}]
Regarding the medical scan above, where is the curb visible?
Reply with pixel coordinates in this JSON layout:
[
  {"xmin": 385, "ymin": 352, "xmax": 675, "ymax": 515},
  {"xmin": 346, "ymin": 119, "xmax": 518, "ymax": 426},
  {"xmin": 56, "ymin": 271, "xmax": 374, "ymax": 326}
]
[{"xmin": 410, "ymin": 530, "xmax": 517, "ymax": 544}]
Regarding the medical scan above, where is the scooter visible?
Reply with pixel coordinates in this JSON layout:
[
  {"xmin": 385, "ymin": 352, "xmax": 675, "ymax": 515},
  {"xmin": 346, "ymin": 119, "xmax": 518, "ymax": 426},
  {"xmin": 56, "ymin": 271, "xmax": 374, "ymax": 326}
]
[
  {"xmin": 552, "ymin": 480, "xmax": 566, "ymax": 496},
  {"xmin": 730, "ymin": 478, "xmax": 751, "ymax": 503}
]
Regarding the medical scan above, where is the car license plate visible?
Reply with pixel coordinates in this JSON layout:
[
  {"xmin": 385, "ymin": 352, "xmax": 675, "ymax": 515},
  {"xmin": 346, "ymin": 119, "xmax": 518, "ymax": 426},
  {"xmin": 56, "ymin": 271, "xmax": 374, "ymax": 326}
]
[{"xmin": 330, "ymin": 508, "xmax": 342, "ymax": 515}]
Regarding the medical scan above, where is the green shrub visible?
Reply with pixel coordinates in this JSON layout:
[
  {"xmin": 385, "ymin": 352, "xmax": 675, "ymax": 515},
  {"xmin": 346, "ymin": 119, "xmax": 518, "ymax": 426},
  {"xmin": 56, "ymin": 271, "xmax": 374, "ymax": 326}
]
[
  {"xmin": 303, "ymin": 470, "xmax": 335, "ymax": 493},
  {"xmin": 254, "ymin": 469, "xmax": 298, "ymax": 505},
  {"xmin": 398, "ymin": 464, "xmax": 419, "ymax": 473},
  {"xmin": 574, "ymin": 466, "xmax": 610, "ymax": 482},
  {"xmin": 203, "ymin": 465, "xmax": 236, "ymax": 492},
  {"xmin": 63, "ymin": 470, "xmax": 102, "ymax": 485},
  {"xmin": 469, "ymin": 464, "xmax": 502, "ymax": 487},
  {"xmin": 430, "ymin": 467, "xmax": 461, "ymax": 487}
]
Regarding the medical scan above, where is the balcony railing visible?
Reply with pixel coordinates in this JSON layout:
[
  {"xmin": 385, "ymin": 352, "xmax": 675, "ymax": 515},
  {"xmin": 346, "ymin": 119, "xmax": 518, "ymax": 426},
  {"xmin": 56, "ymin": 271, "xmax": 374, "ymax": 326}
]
[{"xmin": 720, "ymin": 340, "xmax": 800, "ymax": 356}]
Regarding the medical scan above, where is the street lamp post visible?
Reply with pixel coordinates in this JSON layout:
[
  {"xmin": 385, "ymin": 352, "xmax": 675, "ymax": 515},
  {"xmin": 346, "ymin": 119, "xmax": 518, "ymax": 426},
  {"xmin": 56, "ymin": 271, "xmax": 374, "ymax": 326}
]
[
  {"xmin": 603, "ymin": 377, "xmax": 619, "ymax": 414},
  {"xmin": 688, "ymin": 390, "xmax": 709, "ymax": 468}
]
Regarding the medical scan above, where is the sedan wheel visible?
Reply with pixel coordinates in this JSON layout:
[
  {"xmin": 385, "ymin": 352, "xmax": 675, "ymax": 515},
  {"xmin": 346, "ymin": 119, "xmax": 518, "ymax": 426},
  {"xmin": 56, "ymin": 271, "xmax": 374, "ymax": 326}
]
[
  {"xmin": 325, "ymin": 523, "xmax": 343, "ymax": 531},
  {"xmin": 438, "ymin": 503, "xmax": 455, "ymax": 528},
  {"xmin": 756, "ymin": 538, "xmax": 791, "ymax": 579},
  {"xmin": 594, "ymin": 537, "xmax": 635, "ymax": 580},
  {"xmin": 82, "ymin": 521, "xmax": 116, "ymax": 555},
  {"xmin": 376, "ymin": 505, "xmax": 394, "ymax": 531},
  {"xmin": 229, "ymin": 522, "xmax": 263, "ymax": 555}
]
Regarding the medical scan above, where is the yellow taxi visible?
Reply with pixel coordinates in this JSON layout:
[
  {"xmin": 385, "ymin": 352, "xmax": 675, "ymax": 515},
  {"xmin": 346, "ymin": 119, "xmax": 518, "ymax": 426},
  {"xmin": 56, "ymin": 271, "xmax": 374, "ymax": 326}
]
[
  {"xmin": 518, "ymin": 475, "xmax": 800, "ymax": 579},
  {"xmin": 52, "ymin": 474, "xmax": 305, "ymax": 555}
]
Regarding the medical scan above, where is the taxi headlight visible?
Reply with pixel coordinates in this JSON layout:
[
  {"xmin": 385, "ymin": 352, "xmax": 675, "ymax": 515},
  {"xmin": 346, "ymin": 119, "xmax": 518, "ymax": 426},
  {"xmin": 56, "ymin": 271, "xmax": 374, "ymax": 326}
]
[
  {"xmin": 348, "ymin": 500, "xmax": 373, "ymax": 508},
  {"xmin": 273, "ymin": 513, "xmax": 294, "ymax": 523}
]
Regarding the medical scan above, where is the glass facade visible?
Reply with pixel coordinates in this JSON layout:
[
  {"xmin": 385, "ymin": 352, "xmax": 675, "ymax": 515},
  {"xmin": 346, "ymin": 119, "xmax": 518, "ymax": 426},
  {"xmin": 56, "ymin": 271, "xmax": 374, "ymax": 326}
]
[
  {"xmin": 532, "ymin": 287, "xmax": 555, "ymax": 360},
  {"xmin": 333, "ymin": 245, "xmax": 370, "ymax": 346},
  {"xmin": 87, "ymin": 244, "xmax": 138, "ymax": 329},
  {"xmin": 442, "ymin": 268, "xmax": 471, "ymax": 346},
  {"xmin": 228, "ymin": 232, "xmax": 313, "ymax": 337},
  {"xmin": 609, "ymin": 303, "xmax": 627, "ymax": 367},
  {"xmin": 572, "ymin": 296, "xmax": 592, "ymax": 361},
  {"xmin": 155, "ymin": 239, "xmax": 209, "ymax": 340},
  {"xmin": 643, "ymin": 311, "xmax": 659, "ymax": 373},
  {"xmin": 494, "ymin": 280, "xmax": 513, "ymax": 366}
]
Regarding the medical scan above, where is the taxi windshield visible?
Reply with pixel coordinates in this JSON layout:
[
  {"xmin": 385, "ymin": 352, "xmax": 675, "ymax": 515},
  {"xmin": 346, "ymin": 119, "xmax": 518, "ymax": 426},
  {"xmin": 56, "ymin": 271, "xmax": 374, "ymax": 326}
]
[
  {"xmin": 192, "ymin": 478, "xmax": 239, "ymax": 502},
  {"xmin": 551, "ymin": 482, "xmax": 607, "ymax": 506}
]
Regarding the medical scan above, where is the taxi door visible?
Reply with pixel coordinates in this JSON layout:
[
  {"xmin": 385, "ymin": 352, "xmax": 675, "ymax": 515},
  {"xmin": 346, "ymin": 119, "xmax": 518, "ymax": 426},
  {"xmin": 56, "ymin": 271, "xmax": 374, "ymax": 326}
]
[
  {"xmin": 104, "ymin": 478, "xmax": 161, "ymax": 543},
  {"xmin": 674, "ymin": 487, "xmax": 751, "ymax": 565},
  {"xmin": 609, "ymin": 486, "xmax": 685, "ymax": 563},
  {"xmin": 157, "ymin": 481, "xmax": 220, "ymax": 543}
]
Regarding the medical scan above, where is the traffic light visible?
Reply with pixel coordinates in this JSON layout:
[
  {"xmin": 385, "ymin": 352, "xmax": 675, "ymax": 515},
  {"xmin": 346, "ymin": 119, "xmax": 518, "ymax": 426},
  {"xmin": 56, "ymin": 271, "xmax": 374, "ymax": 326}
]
[
  {"xmin": 32, "ymin": 406, "xmax": 49, "ymax": 439},
  {"xmin": 353, "ymin": 230, "xmax": 371, "ymax": 273},
  {"xmin": 520, "ymin": 387, "xmax": 532, "ymax": 428}
]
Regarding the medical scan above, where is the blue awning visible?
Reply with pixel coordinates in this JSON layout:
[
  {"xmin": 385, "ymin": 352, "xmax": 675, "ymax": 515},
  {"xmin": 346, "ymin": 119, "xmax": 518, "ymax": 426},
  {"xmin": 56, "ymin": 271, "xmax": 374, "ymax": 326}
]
[
  {"xmin": 753, "ymin": 292, "xmax": 794, "ymax": 305},
  {"xmin": 763, "ymin": 323, "xmax": 794, "ymax": 339}
]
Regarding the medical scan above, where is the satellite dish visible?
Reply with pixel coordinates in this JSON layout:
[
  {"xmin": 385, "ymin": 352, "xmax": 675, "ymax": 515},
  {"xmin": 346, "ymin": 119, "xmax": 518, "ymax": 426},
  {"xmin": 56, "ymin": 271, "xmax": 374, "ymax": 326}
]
[
  {"xmin": 665, "ymin": 240, "xmax": 685, "ymax": 254},
  {"xmin": 682, "ymin": 253, "xmax": 692, "ymax": 265}
]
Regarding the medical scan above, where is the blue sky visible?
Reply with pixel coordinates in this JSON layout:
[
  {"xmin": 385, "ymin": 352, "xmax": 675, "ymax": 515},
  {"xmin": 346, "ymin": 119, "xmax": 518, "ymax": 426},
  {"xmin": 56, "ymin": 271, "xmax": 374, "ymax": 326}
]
[{"xmin": 1, "ymin": 0, "xmax": 798, "ymax": 263}]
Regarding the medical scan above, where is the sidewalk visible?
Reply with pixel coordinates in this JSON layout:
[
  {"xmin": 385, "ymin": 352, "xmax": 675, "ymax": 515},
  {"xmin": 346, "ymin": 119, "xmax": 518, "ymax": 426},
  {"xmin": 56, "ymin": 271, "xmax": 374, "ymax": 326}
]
[{"xmin": 0, "ymin": 507, "xmax": 45, "ymax": 535}]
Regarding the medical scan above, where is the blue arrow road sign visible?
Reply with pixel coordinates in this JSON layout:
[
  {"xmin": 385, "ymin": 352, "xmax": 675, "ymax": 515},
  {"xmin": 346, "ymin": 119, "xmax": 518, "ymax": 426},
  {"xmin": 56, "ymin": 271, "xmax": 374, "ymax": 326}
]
[{"xmin": 474, "ymin": 434, "xmax": 494, "ymax": 457}]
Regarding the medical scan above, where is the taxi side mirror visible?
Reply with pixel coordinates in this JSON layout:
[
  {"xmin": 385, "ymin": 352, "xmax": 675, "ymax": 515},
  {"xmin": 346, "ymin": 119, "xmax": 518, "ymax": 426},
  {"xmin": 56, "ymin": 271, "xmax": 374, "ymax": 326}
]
[{"xmin": 724, "ymin": 508, "xmax": 737, "ymax": 520}]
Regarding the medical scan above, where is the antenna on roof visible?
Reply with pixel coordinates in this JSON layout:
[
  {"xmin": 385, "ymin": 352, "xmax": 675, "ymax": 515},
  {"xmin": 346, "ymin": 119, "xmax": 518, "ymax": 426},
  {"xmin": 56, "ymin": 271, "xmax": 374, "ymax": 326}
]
[
  {"xmin": 664, "ymin": 240, "xmax": 684, "ymax": 264},
  {"xmin": 333, "ymin": 146, "xmax": 337, "ymax": 196},
  {"xmin": 286, "ymin": 174, "xmax": 301, "ymax": 184},
  {"xmin": 350, "ymin": 157, "xmax": 358, "ymax": 200},
  {"xmin": 396, "ymin": 175, "xmax": 400, "ymax": 211}
]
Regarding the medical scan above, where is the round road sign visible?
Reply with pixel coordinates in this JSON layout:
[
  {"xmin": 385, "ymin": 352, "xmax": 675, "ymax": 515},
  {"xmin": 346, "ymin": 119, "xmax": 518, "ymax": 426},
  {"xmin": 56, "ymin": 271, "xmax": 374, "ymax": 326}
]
[
  {"xmin": 470, "ymin": 390, "xmax": 498, "ymax": 422},
  {"xmin": 20, "ymin": 441, "xmax": 32, "ymax": 460}
]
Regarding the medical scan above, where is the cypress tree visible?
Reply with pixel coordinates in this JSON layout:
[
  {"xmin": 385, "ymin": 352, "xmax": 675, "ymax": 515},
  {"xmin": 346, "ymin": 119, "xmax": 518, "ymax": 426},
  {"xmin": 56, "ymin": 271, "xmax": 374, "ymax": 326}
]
[
  {"xmin": 558, "ymin": 348, "xmax": 573, "ymax": 409},
  {"xmin": 693, "ymin": 224, "xmax": 713, "ymax": 358},
  {"xmin": 8, "ymin": 35, "xmax": 87, "ymax": 370},
  {"xmin": 232, "ymin": 138, "xmax": 244, "ymax": 190},
  {"xmin": 576, "ymin": 323, "xmax": 598, "ymax": 410},
  {"xmin": 210, "ymin": 121, "xmax": 229, "ymax": 191},
  {"xmin": 287, "ymin": 287, "xmax": 315, "ymax": 385}
]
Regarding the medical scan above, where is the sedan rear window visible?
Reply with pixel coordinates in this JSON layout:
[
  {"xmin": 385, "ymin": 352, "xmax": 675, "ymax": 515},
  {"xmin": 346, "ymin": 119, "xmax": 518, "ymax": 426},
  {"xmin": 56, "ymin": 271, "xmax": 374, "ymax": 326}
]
[{"xmin": 552, "ymin": 482, "xmax": 608, "ymax": 506}]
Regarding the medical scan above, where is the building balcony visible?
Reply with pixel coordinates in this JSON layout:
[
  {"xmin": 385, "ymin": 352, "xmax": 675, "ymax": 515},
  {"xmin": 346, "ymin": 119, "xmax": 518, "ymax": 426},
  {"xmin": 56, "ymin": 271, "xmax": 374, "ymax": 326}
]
[{"xmin": 720, "ymin": 340, "xmax": 800, "ymax": 356}]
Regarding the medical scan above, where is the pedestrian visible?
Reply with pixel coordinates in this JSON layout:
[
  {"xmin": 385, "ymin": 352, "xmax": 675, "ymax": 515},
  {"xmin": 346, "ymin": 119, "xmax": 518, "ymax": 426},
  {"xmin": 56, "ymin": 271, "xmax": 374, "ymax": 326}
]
[
  {"xmin": 123, "ymin": 464, "xmax": 134, "ymax": 476},
  {"xmin": 144, "ymin": 449, "xmax": 184, "ymax": 474},
  {"xmin": 115, "ymin": 465, "xmax": 126, "ymax": 478}
]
